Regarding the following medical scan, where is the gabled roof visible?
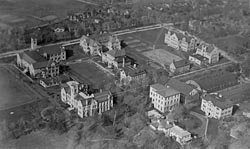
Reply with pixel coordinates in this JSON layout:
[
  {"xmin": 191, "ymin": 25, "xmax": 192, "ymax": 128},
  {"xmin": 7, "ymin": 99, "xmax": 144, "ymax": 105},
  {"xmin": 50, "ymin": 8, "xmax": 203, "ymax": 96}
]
[
  {"xmin": 106, "ymin": 49, "xmax": 125, "ymax": 58},
  {"xmin": 37, "ymin": 45, "xmax": 64, "ymax": 55},
  {"xmin": 197, "ymin": 42, "xmax": 216, "ymax": 54},
  {"xmin": 61, "ymin": 83, "xmax": 71, "ymax": 95},
  {"xmin": 32, "ymin": 60, "xmax": 55, "ymax": 69},
  {"xmin": 172, "ymin": 59, "xmax": 190, "ymax": 69},
  {"xmin": 170, "ymin": 125, "xmax": 191, "ymax": 138},
  {"xmin": 122, "ymin": 66, "xmax": 146, "ymax": 77},
  {"xmin": 94, "ymin": 91, "xmax": 111, "ymax": 102},
  {"xmin": 151, "ymin": 83, "xmax": 180, "ymax": 97},
  {"xmin": 167, "ymin": 78, "xmax": 195, "ymax": 96},
  {"xmin": 20, "ymin": 51, "xmax": 47, "ymax": 64},
  {"xmin": 202, "ymin": 93, "xmax": 233, "ymax": 109}
]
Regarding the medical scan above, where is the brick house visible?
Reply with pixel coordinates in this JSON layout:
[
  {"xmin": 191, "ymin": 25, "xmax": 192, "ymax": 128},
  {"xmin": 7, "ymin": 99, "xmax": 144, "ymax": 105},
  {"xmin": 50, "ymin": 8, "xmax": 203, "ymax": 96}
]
[
  {"xmin": 201, "ymin": 93, "xmax": 234, "ymax": 119},
  {"xmin": 120, "ymin": 65, "xmax": 146, "ymax": 85},
  {"xmin": 149, "ymin": 84, "xmax": 181, "ymax": 113},
  {"xmin": 195, "ymin": 43, "xmax": 220, "ymax": 64},
  {"xmin": 17, "ymin": 51, "xmax": 59, "ymax": 78},
  {"xmin": 169, "ymin": 59, "xmax": 191, "ymax": 73}
]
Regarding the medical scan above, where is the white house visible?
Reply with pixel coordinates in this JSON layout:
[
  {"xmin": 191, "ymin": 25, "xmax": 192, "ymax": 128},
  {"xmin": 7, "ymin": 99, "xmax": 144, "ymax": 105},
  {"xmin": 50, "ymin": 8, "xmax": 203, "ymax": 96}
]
[
  {"xmin": 201, "ymin": 93, "xmax": 234, "ymax": 119},
  {"xmin": 169, "ymin": 125, "xmax": 192, "ymax": 145},
  {"xmin": 150, "ymin": 84, "xmax": 181, "ymax": 113}
]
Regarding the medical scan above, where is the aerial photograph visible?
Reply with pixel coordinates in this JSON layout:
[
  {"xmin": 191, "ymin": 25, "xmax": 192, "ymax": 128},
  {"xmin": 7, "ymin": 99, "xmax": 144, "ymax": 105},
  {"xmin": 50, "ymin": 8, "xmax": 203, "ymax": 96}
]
[{"xmin": 0, "ymin": 0, "xmax": 250, "ymax": 148}]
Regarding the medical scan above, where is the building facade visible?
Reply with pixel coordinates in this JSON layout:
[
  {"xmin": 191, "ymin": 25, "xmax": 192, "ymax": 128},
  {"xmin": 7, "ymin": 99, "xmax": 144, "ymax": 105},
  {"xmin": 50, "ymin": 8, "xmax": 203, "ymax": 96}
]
[
  {"xmin": 102, "ymin": 49, "xmax": 127, "ymax": 69},
  {"xmin": 169, "ymin": 125, "xmax": 192, "ymax": 145},
  {"xmin": 61, "ymin": 81, "xmax": 113, "ymax": 118},
  {"xmin": 196, "ymin": 43, "xmax": 220, "ymax": 64},
  {"xmin": 164, "ymin": 29, "xmax": 196, "ymax": 52},
  {"xmin": 201, "ymin": 93, "xmax": 233, "ymax": 119},
  {"xmin": 169, "ymin": 59, "xmax": 191, "ymax": 73},
  {"xmin": 17, "ymin": 51, "xmax": 60, "ymax": 78},
  {"xmin": 80, "ymin": 35, "xmax": 102, "ymax": 56},
  {"xmin": 37, "ymin": 45, "xmax": 66, "ymax": 63},
  {"xmin": 120, "ymin": 65, "xmax": 146, "ymax": 85},
  {"xmin": 150, "ymin": 84, "xmax": 181, "ymax": 113}
]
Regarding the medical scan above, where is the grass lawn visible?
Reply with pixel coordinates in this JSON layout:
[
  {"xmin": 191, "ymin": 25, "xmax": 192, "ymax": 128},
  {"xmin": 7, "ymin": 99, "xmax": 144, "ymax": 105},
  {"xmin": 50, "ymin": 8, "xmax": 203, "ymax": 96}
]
[
  {"xmin": 207, "ymin": 118, "xmax": 219, "ymax": 142},
  {"xmin": 69, "ymin": 60, "xmax": 114, "ymax": 88},
  {"xmin": 0, "ymin": 65, "xmax": 39, "ymax": 111}
]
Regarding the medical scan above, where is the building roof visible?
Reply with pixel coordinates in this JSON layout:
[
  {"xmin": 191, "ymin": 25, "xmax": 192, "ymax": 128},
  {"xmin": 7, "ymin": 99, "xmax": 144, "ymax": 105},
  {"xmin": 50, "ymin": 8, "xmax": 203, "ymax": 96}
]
[
  {"xmin": 122, "ymin": 66, "xmax": 146, "ymax": 77},
  {"xmin": 197, "ymin": 42, "xmax": 216, "ymax": 54},
  {"xmin": 20, "ymin": 51, "xmax": 47, "ymax": 64},
  {"xmin": 106, "ymin": 49, "xmax": 126, "ymax": 58},
  {"xmin": 170, "ymin": 125, "xmax": 191, "ymax": 138},
  {"xmin": 168, "ymin": 28, "xmax": 193, "ymax": 43},
  {"xmin": 32, "ymin": 60, "xmax": 55, "ymax": 69},
  {"xmin": 94, "ymin": 91, "xmax": 111, "ymax": 102},
  {"xmin": 37, "ymin": 44, "xmax": 64, "ymax": 55},
  {"xmin": 151, "ymin": 83, "xmax": 180, "ymax": 97},
  {"xmin": 158, "ymin": 120, "xmax": 173, "ymax": 130},
  {"xmin": 172, "ymin": 59, "xmax": 190, "ymax": 69},
  {"xmin": 202, "ymin": 93, "xmax": 234, "ymax": 109},
  {"xmin": 61, "ymin": 83, "xmax": 71, "ymax": 95},
  {"xmin": 167, "ymin": 78, "xmax": 195, "ymax": 96},
  {"xmin": 189, "ymin": 54, "xmax": 209, "ymax": 61}
]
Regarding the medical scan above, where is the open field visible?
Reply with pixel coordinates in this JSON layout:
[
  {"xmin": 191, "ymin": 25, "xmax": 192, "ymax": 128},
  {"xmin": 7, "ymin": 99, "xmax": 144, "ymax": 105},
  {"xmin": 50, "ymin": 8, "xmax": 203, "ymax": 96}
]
[
  {"xmin": 143, "ymin": 49, "xmax": 182, "ymax": 65},
  {"xmin": 0, "ymin": 65, "xmax": 40, "ymax": 111},
  {"xmin": 69, "ymin": 60, "xmax": 114, "ymax": 88},
  {"xmin": 0, "ymin": 0, "xmax": 89, "ymax": 29}
]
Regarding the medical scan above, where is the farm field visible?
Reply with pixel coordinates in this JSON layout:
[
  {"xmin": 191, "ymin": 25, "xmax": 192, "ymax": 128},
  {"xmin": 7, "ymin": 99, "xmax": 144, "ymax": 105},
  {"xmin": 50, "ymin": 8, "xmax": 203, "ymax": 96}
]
[
  {"xmin": 0, "ymin": 65, "xmax": 39, "ymax": 111},
  {"xmin": 118, "ymin": 28, "xmax": 185, "ymax": 68},
  {"xmin": 0, "ymin": 0, "xmax": 89, "ymax": 29},
  {"xmin": 69, "ymin": 60, "xmax": 114, "ymax": 88}
]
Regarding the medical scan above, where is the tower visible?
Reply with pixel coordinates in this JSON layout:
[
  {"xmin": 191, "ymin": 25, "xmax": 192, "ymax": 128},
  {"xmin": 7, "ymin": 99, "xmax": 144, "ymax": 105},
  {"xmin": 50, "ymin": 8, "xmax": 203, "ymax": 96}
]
[{"xmin": 31, "ymin": 37, "xmax": 37, "ymax": 50}]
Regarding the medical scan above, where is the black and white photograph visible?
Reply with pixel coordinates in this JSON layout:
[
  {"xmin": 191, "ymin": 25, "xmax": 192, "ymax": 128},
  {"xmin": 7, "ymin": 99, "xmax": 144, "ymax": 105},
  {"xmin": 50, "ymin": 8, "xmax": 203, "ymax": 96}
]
[{"xmin": 0, "ymin": 0, "xmax": 250, "ymax": 148}]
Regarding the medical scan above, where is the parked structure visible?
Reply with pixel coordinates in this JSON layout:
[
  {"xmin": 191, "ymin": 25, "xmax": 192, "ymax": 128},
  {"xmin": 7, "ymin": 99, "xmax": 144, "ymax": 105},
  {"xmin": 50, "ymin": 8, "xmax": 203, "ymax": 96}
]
[
  {"xmin": 150, "ymin": 84, "xmax": 181, "ymax": 113},
  {"xmin": 120, "ymin": 65, "xmax": 146, "ymax": 85},
  {"xmin": 169, "ymin": 59, "xmax": 191, "ymax": 73},
  {"xmin": 201, "ymin": 93, "xmax": 234, "ymax": 119},
  {"xmin": 61, "ymin": 81, "xmax": 113, "ymax": 118}
]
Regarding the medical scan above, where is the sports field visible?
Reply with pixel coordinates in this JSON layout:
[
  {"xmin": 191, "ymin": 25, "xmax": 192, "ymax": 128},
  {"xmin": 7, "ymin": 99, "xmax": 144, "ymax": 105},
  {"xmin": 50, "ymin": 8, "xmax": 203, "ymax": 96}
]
[
  {"xmin": 0, "ymin": 65, "xmax": 38, "ymax": 111},
  {"xmin": 69, "ymin": 60, "xmax": 114, "ymax": 88},
  {"xmin": 118, "ymin": 28, "xmax": 184, "ymax": 67}
]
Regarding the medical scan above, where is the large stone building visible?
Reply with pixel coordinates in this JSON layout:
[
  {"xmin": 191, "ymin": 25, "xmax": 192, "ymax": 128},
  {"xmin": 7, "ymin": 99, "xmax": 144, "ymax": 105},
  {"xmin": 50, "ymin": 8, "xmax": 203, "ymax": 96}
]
[
  {"xmin": 201, "ymin": 93, "xmax": 234, "ymax": 119},
  {"xmin": 195, "ymin": 43, "xmax": 220, "ymax": 64},
  {"xmin": 150, "ymin": 84, "xmax": 181, "ymax": 113},
  {"xmin": 61, "ymin": 81, "xmax": 113, "ymax": 118}
]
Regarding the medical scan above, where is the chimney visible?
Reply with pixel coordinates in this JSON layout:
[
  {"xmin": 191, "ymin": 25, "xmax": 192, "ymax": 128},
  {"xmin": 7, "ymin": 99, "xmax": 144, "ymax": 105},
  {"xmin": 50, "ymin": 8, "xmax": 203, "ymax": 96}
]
[
  {"xmin": 122, "ymin": 57, "xmax": 125, "ymax": 68},
  {"xmin": 31, "ymin": 37, "xmax": 37, "ymax": 50}
]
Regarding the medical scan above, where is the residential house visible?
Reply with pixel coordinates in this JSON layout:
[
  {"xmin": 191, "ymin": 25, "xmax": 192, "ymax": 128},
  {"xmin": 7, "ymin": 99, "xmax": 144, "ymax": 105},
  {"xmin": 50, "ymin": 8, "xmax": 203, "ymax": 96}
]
[
  {"xmin": 17, "ymin": 51, "xmax": 59, "ymax": 78},
  {"xmin": 61, "ymin": 81, "xmax": 113, "ymax": 118},
  {"xmin": 92, "ymin": 33, "xmax": 121, "ymax": 51},
  {"xmin": 167, "ymin": 78, "xmax": 199, "ymax": 104},
  {"xmin": 169, "ymin": 125, "xmax": 192, "ymax": 145},
  {"xmin": 149, "ymin": 118, "xmax": 173, "ymax": 136},
  {"xmin": 40, "ymin": 75, "xmax": 71, "ymax": 88},
  {"xmin": 102, "ymin": 49, "xmax": 127, "ymax": 69},
  {"xmin": 120, "ymin": 65, "xmax": 146, "ymax": 85},
  {"xmin": 201, "ymin": 93, "xmax": 234, "ymax": 119},
  {"xmin": 164, "ymin": 28, "xmax": 196, "ymax": 52},
  {"xmin": 149, "ymin": 84, "xmax": 181, "ymax": 113},
  {"xmin": 195, "ymin": 43, "xmax": 220, "ymax": 64},
  {"xmin": 37, "ymin": 45, "xmax": 66, "ymax": 63},
  {"xmin": 169, "ymin": 59, "xmax": 191, "ymax": 73},
  {"xmin": 80, "ymin": 35, "xmax": 102, "ymax": 56},
  {"xmin": 189, "ymin": 54, "xmax": 209, "ymax": 65}
]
